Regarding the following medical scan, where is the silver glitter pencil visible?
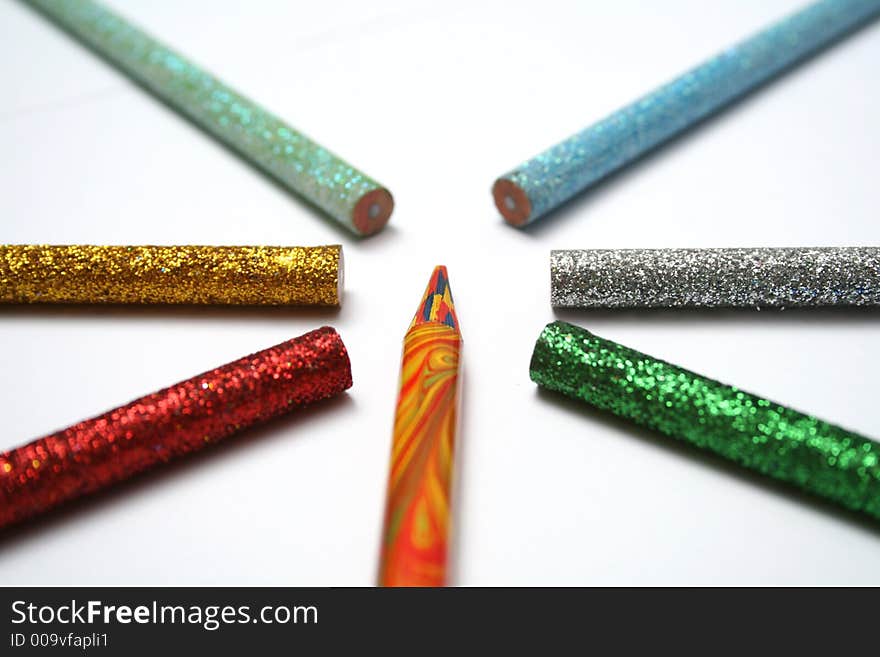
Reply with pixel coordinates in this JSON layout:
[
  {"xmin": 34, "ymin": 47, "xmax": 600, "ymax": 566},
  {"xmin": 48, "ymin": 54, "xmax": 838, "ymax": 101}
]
[
  {"xmin": 25, "ymin": 0, "xmax": 393, "ymax": 236},
  {"xmin": 551, "ymin": 247, "xmax": 880, "ymax": 309},
  {"xmin": 493, "ymin": 0, "xmax": 880, "ymax": 227}
]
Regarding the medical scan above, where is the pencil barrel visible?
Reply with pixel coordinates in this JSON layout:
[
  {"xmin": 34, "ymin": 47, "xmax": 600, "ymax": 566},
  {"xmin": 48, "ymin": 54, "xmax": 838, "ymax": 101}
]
[
  {"xmin": 24, "ymin": 0, "xmax": 393, "ymax": 235},
  {"xmin": 0, "ymin": 327, "xmax": 352, "ymax": 529},
  {"xmin": 530, "ymin": 321, "xmax": 880, "ymax": 521},
  {"xmin": 495, "ymin": 0, "xmax": 880, "ymax": 225},
  {"xmin": 379, "ymin": 325, "xmax": 461, "ymax": 586},
  {"xmin": 550, "ymin": 247, "xmax": 880, "ymax": 309},
  {"xmin": 0, "ymin": 244, "xmax": 343, "ymax": 306}
]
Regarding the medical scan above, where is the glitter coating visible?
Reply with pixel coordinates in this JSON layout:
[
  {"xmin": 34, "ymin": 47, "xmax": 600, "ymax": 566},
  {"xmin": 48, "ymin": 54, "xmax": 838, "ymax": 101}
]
[
  {"xmin": 25, "ymin": 0, "xmax": 393, "ymax": 236},
  {"xmin": 494, "ymin": 0, "xmax": 880, "ymax": 225},
  {"xmin": 530, "ymin": 321, "xmax": 880, "ymax": 521},
  {"xmin": 0, "ymin": 244, "xmax": 343, "ymax": 306},
  {"xmin": 0, "ymin": 327, "xmax": 352, "ymax": 529},
  {"xmin": 551, "ymin": 247, "xmax": 880, "ymax": 309},
  {"xmin": 379, "ymin": 267, "xmax": 462, "ymax": 587}
]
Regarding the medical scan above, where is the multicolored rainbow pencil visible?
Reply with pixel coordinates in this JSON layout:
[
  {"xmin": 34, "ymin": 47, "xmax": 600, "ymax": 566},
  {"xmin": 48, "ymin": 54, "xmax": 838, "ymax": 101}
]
[{"xmin": 378, "ymin": 266, "xmax": 462, "ymax": 587}]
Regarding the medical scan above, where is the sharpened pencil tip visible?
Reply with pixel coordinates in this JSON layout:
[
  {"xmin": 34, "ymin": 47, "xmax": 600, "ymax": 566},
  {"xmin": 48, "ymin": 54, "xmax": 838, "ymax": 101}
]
[{"xmin": 409, "ymin": 266, "xmax": 459, "ymax": 331}]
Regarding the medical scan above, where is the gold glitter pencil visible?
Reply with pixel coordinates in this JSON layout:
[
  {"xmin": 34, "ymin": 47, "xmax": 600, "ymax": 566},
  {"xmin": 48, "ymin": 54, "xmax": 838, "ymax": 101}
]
[{"xmin": 0, "ymin": 245, "xmax": 343, "ymax": 307}]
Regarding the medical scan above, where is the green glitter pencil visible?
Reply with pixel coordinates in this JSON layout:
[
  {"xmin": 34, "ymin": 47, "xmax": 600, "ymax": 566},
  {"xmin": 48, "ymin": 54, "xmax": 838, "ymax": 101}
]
[
  {"xmin": 530, "ymin": 321, "xmax": 880, "ymax": 522},
  {"xmin": 25, "ymin": 0, "xmax": 393, "ymax": 236}
]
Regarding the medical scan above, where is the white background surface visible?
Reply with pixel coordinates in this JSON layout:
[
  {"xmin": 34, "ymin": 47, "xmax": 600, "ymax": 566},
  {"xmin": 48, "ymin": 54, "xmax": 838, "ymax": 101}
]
[{"xmin": 0, "ymin": 0, "xmax": 878, "ymax": 585}]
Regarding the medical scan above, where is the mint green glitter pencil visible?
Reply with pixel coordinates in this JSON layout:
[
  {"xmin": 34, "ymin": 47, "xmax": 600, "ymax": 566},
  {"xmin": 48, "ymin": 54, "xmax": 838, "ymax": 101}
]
[
  {"xmin": 530, "ymin": 321, "xmax": 880, "ymax": 522},
  {"xmin": 25, "ymin": 0, "xmax": 393, "ymax": 236}
]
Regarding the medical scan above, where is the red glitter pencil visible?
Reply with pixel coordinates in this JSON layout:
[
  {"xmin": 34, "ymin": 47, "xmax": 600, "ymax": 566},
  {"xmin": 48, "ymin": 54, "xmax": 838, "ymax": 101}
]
[{"xmin": 0, "ymin": 326, "xmax": 352, "ymax": 530}]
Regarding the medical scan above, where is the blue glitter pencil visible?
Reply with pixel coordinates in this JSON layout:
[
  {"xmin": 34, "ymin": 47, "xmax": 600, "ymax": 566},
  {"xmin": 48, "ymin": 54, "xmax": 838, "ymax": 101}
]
[{"xmin": 493, "ymin": 0, "xmax": 880, "ymax": 226}]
